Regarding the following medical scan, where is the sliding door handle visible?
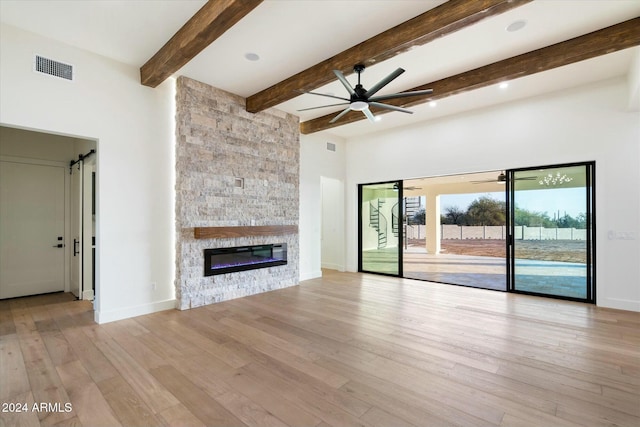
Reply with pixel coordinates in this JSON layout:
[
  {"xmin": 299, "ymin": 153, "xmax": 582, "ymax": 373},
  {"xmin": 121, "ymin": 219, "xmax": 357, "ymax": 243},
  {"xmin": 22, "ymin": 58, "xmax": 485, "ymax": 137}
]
[{"xmin": 73, "ymin": 239, "xmax": 80, "ymax": 256}]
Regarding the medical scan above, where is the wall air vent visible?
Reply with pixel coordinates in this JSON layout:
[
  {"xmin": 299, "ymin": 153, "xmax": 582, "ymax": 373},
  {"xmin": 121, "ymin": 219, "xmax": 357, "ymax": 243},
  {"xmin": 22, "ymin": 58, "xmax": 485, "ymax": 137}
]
[
  {"xmin": 34, "ymin": 55, "xmax": 74, "ymax": 81},
  {"xmin": 326, "ymin": 142, "xmax": 336, "ymax": 152}
]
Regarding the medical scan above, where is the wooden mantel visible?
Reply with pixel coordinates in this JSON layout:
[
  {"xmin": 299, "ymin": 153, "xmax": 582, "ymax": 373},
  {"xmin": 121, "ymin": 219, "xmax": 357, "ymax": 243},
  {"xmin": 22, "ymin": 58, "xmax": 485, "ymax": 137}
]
[{"xmin": 193, "ymin": 225, "xmax": 298, "ymax": 239}]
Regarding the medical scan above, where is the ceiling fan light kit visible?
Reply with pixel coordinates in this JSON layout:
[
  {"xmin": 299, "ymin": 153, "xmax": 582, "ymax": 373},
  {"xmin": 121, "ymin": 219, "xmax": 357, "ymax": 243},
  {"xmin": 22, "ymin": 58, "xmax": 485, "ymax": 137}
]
[
  {"xmin": 350, "ymin": 101, "xmax": 369, "ymax": 111},
  {"xmin": 298, "ymin": 64, "xmax": 433, "ymax": 124}
]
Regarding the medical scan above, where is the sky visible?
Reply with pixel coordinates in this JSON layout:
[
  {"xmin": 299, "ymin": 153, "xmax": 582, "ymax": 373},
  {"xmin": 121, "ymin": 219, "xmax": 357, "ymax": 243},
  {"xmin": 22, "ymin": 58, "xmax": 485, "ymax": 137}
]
[{"xmin": 440, "ymin": 187, "xmax": 586, "ymax": 218}]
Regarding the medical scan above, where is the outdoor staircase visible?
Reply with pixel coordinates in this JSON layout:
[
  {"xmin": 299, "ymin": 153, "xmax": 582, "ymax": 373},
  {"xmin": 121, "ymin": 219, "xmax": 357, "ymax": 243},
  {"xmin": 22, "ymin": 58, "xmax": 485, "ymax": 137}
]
[
  {"xmin": 369, "ymin": 200, "xmax": 388, "ymax": 249},
  {"xmin": 392, "ymin": 203, "xmax": 399, "ymax": 237},
  {"xmin": 370, "ymin": 197, "xmax": 422, "ymax": 249},
  {"xmin": 404, "ymin": 197, "xmax": 422, "ymax": 226},
  {"xmin": 403, "ymin": 197, "xmax": 422, "ymax": 247}
]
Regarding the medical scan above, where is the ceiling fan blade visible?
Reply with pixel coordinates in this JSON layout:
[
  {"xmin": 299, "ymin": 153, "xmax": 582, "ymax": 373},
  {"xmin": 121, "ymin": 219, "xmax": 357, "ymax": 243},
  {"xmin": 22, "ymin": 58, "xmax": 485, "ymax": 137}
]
[
  {"xmin": 368, "ymin": 89, "xmax": 433, "ymax": 102},
  {"xmin": 369, "ymin": 102, "xmax": 413, "ymax": 114},
  {"xmin": 364, "ymin": 68, "xmax": 405, "ymax": 98},
  {"xmin": 515, "ymin": 176, "xmax": 537, "ymax": 180},
  {"xmin": 297, "ymin": 102, "xmax": 350, "ymax": 112},
  {"xmin": 330, "ymin": 107, "xmax": 352, "ymax": 123},
  {"xmin": 333, "ymin": 70, "xmax": 355, "ymax": 96},
  {"xmin": 295, "ymin": 89, "xmax": 350, "ymax": 102},
  {"xmin": 362, "ymin": 108, "xmax": 376, "ymax": 123}
]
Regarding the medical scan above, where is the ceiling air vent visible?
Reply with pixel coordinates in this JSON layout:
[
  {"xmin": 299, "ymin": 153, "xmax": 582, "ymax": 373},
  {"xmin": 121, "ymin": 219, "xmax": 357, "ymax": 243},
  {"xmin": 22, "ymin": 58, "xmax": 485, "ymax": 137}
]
[{"xmin": 34, "ymin": 55, "xmax": 74, "ymax": 81}]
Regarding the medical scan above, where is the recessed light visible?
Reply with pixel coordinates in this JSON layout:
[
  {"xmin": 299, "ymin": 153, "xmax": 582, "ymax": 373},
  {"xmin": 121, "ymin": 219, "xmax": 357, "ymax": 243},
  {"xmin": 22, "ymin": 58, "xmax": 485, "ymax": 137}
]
[
  {"xmin": 506, "ymin": 20, "xmax": 527, "ymax": 32},
  {"xmin": 244, "ymin": 52, "xmax": 260, "ymax": 61},
  {"xmin": 499, "ymin": 82, "xmax": 509, "ymax": 90},
  {"xmin": 429, "ymin": 101, "xmax": 437, "ymax": 108}
]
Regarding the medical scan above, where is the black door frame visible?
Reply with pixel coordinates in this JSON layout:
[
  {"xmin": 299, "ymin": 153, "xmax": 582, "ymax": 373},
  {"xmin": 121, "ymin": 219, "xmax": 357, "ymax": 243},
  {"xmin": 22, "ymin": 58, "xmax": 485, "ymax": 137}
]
[
  {"xmin": 356, "ymin": 164, "xmax": 596, "ymax": 305},
  {"xmin": 358, "ymin": 180, "xmax": 404, "ymax": 277},
  {"xmin": 506, "ymin": 161, "xmax": 596, "ymax": 303}
]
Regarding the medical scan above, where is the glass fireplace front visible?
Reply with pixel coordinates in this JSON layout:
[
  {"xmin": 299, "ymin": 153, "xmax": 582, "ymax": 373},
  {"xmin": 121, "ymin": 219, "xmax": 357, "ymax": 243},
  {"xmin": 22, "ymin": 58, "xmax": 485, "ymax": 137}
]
[{"xmin": 204, "ymin": 244, "xmax": 287, "ymax": 276}]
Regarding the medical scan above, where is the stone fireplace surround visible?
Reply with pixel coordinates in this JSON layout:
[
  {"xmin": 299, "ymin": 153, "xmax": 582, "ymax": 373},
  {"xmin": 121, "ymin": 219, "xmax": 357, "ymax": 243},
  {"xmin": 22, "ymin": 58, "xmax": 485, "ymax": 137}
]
[{"xmin": 175, "ymin": 77, "xmax": 300, "ymax": 310}]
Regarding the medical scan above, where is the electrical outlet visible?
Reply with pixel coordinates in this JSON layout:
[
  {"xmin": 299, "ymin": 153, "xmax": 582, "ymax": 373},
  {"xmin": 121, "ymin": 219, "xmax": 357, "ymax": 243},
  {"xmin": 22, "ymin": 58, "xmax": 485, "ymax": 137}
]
[{"xmin": 151, "ymin": 282, "xmax": 157, "ymax": 291}]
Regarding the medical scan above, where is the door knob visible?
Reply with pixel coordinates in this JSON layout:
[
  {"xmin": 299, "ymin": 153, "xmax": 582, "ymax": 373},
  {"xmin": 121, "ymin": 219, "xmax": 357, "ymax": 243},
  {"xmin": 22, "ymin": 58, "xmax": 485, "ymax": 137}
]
[{"xmin": 52, "ymin": 244, "xmax": 64, "ymax": 248}]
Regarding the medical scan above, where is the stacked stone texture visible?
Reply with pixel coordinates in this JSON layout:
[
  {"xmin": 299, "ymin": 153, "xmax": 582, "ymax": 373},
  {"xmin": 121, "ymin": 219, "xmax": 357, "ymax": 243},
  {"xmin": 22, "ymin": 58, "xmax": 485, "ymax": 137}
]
[{"xmin": 175, "ymin": 76, "xmax": 300, "ymax": 310}]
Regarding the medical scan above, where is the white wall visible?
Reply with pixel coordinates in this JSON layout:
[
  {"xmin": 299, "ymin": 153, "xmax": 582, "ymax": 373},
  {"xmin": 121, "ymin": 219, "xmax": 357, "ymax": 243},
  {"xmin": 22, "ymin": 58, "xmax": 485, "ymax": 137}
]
[
  {"xmin": 299, "ymin": 133, "xmax": 346, "ymax": 279},
  {"xmin": 0, "ymin": 24, "xmax": 176, "ymax": 322},
  {"xmin": 340, "ymin": 77, "xmax": 639, "ymax": 311}
]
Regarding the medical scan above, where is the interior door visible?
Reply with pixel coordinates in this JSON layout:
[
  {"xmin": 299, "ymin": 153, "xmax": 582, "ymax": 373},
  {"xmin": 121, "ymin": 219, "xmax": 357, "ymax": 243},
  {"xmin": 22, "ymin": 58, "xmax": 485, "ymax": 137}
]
[
  {"xmin": 0, "ymin": 161, "xmax": 65, "ymax": 299},
  {"xmin": 508, "ymin": 163, "xmax": 595, "ymax": 302},
  {"xmin": 359, "ymin": 181, "xmax": 403, "ymax": 276},
  {"xmin": 70, "ymin": 160, "xmax": 83, "ymax": 298}
]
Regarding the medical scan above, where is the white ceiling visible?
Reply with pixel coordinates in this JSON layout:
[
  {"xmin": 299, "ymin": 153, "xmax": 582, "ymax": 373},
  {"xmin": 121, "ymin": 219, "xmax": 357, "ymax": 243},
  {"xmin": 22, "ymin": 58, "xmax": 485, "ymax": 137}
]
[{"xmin": 1, "ymin": 0, "xmax": 639, "ymax": 139}]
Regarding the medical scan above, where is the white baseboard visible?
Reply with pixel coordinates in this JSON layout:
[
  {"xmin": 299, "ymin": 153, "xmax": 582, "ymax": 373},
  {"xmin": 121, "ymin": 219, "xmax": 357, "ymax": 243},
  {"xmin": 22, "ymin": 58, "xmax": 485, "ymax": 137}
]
[
  {"xmin": 597, "ymin": 297, "xmax": 640, "ymax": 312},
  {"xmin": 321, "ymin": 262, "xmax": 345, "ymax": 272},
  {"xmin": 94, "ymin": 299, "xmax": 176, "ymax": 324},
  {"xmin": 299, "ymin": 270, "xmax": 322, "ymax": 281}
]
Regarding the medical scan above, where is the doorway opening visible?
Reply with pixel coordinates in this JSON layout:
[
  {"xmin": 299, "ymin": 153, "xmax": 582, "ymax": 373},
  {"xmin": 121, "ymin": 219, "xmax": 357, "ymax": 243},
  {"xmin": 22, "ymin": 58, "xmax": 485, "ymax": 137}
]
[
  {"xmin": 402, "ymin": 171, "xmax": 507, "ymax": 291},
  {"xmin": 359, "ymin": 181, "xmax": 403, "ymax": 276},
  {"xmin": 321, "ymin": 176, "xmax": 345, "ymax": 272},
  {"xmin": 0, "ymin": 126, "xmax": 98, "ymax": 303},
  {"xmin": 507, "ymin": 163, "xmax": 595, "ymax": 302},
  {"xmin": 358, "ymin": 162, "xmax": 595, "ymax": 303}
]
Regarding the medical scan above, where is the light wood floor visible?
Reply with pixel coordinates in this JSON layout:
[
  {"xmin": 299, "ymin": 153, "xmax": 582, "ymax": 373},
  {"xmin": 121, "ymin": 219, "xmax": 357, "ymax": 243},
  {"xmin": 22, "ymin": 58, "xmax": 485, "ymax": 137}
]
[{"xmin": 1, "ymin": 270, "xmax": 639, "ymax": 427}]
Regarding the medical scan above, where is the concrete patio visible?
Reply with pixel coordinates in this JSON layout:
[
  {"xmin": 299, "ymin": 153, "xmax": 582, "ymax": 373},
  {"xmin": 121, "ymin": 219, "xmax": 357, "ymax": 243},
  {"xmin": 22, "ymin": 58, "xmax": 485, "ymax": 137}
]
[{"xmin": 364, "ymin": 247, "xmax": 588, "ymax": 299}]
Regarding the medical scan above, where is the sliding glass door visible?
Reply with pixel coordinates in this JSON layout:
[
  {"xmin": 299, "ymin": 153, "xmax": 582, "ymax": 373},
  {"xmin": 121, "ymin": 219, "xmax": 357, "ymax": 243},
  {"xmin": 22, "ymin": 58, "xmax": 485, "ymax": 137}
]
[
  {"xmin": 507, "ymin": 163, "xmax": 595, "ymax": 302},
  {"xmin": 358, "ymin": 181, "xmax": 403, "ymax": 276}
]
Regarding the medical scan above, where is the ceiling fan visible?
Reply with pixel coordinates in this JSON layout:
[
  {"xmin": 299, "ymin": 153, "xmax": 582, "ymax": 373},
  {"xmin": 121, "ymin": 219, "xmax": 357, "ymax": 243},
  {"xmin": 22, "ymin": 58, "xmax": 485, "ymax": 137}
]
[
  {"xmin": 471, "ymin": 171, "xmax": 537, "ymax": 184},
  {"xmin": 402, "ymin": 185, "xmax": 423, "ymax": 191},
  {"xmin": 297, "ymin": 64, "xmax": 433, "ymax": 123},
  {"xmin": 380, "ymin": 183, "xmax": 422, "ymax": 191}
]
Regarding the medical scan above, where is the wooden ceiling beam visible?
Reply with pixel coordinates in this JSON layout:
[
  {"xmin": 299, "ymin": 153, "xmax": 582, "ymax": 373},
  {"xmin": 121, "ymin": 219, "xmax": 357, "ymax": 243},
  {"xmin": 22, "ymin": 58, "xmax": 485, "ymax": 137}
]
[
  {"xmin": 140, "ymin": 0, "xmax": 263, "ymax": 88},
  {"xmin": 246, "ymin": 0, "xmax": 531, "ymax": 113},
  {"xmin": 300, "ymin": 17, "xmax": 640, "ymax": 135}
]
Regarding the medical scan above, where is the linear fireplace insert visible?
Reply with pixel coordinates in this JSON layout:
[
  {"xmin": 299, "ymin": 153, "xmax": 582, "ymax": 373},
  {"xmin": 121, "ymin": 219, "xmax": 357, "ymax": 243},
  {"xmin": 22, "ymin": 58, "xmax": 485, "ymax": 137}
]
[{"xmin": 204, "ymin": 244, "xmax": 287, "ymax": 276}]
